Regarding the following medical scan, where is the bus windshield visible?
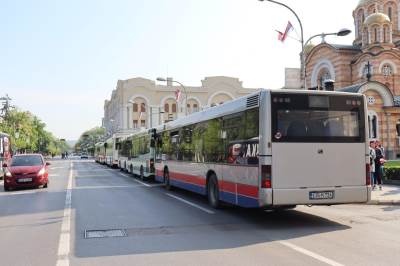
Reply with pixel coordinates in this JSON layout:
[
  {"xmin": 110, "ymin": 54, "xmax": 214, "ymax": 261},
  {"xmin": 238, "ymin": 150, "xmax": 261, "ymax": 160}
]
[{"xmin": 271, "ymin": 93, "xmax": 365, "ymax": 143}]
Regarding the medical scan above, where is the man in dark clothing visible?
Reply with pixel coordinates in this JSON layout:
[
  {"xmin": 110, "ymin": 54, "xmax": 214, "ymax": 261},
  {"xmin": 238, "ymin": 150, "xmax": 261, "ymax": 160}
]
[{"xmin": 374, "ymin": 142, "xmax": 384, "ymax": 190}]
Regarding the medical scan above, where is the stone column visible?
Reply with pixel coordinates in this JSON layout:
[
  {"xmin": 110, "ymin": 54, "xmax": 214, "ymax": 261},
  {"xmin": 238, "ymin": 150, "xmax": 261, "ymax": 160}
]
[
  {"xmin": 380, "ymin": 25, "xmax": 384, "ymax": 43},
  {"xmin": 390, "ymin": 25, "xmax": 393, "ymax": 43}
]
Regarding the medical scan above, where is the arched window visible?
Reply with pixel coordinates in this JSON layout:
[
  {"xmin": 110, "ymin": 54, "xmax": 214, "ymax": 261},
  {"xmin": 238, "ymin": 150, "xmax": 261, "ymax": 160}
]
[
  {"xmin": 318, "ymin": 70, "xmax": 331, "ymax": 90},
  {"xmin": 133, "ymin": 103, "xmax": 138, "ymax": 112},
  {"xmin": 172, "ymin": 103, "xmax": 177, "ymax": 113},
  {"xmin": 388, "ymin": 7, "xmax": 392, "ymax": 20},
  {"xmin": 382, "ymin": 64, "xmax": 393, "ymax": 77},
  {"xmin": 374, "ymin": 27, "xmax": 378, "ymax": 42},
  {"xmin": 141, "ymin": 103, "xmax": 146, "ymax": 112},
  {"xmin": 368, "ymin": 111, "xmax": 379, "ymax": 139},
  {"xmin": 164, "ymin": 103, "xmax": 169, "ymax": 113}
]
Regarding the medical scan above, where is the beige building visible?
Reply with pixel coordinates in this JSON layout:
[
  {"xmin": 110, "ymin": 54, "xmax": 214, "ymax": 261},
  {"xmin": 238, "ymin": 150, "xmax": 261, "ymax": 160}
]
[{"xmin": 103, "ymin": 76, "xmax": 259, "ymax": 135}]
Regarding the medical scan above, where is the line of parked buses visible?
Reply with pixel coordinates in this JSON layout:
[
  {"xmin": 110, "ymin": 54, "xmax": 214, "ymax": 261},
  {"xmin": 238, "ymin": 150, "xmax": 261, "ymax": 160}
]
[{"xmin": 94, "ymin": 89, "xmax": 371, "ymax": 209}]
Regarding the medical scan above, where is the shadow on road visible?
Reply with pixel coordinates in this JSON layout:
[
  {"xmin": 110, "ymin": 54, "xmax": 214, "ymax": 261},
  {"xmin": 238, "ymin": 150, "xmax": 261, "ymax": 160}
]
[{"xmin": 73, "ymin": 170, "xmax": 351, "ymax": 258}]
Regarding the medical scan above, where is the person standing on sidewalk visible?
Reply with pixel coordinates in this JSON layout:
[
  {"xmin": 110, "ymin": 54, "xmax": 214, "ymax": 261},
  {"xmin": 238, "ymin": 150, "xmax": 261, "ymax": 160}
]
[
  {"xmin": 374, "ymin": 141, "xmax": 384, "ymax": 190},
  {"xmin": 369, "ymin": 141, "xmax": 376, "ymax": 188}
]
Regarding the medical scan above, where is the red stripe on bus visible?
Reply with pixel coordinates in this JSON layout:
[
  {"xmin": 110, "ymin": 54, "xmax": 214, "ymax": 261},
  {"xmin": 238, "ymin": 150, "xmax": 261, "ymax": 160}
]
[
  {"xmin": 155, "ymin": 169, "xmax": 258, "ymax": 198},
  {"xmin": 169, "ymin": 171, "xmax": 206, "ymax": 186},
  {"xmin": 237, "ymin": 183, "xmax": 259, "ymax": 198},
  {"xmin": 220, "ymin": 180, "xmax": 259, "ymax": 198}
]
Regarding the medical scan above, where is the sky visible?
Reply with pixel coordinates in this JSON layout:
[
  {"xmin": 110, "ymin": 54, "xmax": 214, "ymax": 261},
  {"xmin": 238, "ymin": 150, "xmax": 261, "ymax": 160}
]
[{"xmin": 0, "ymin": 0, "xmax": 359, "ymax": 140}]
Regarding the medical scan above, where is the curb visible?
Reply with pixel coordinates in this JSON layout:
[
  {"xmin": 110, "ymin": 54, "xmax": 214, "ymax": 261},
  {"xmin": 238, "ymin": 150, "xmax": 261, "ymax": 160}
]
[{"xmin": 367, "ymin": 200, "xmax": 400, "ymax": 206}]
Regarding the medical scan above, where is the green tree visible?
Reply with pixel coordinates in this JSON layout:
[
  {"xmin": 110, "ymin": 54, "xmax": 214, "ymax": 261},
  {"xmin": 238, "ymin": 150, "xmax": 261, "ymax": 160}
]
[{"xmin": 75, "ymin": 127, "xmax": 105, "ymax": 155}]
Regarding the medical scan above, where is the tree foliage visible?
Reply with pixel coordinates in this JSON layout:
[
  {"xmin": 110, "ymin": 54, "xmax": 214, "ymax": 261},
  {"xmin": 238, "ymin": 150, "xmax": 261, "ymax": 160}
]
[
  {"xmin": 0, "ymin": 108, "xmax": 69, "ymax": 155},
  {"xmin": 75, "ymin": 127, "xmax": 105, "ymax": 154}
]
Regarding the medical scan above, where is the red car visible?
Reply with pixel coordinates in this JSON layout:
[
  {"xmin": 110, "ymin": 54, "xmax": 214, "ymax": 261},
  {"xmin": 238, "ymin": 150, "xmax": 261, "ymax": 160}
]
[{"xmin": 3, "ymin": 154, "xmax": 50, "ymax": 191}]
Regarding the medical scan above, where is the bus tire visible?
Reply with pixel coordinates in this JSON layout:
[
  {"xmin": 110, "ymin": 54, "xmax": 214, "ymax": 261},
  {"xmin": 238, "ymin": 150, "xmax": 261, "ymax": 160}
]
[
  {"xmin": 140, "ymin": 166, "xmax": 144, "ymax": 180},
  {"xmin": 164, "ymin": 169, "xmax": 172, "ymax": 190},
  {"xmin": 207, "ymin": 174, "xmax": 220, "ymax": 209},
  {"xmin": 130, "ymin": 165, "xmax": 134, "ymax": 175}
]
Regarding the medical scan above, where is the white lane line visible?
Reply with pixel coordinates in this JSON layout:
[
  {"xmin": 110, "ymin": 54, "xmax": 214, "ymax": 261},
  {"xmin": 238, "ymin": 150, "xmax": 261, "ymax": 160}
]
[
  {"xmin": 279, "ymin": 241, "xmax": 344, "ymax": 266},
  {"xmin": 120, "ymin": 173, "xmax": 151, "ymax": 187},
  {"xmin": 50, "ymin": 167, "xmax": 65, "ymax": 170},
  {"xmin": 56, "ymin": 162, "xmax": 73, "ymax": 266},
  {"xmin": 166, "ymin": 193, "xmax": 215, "ymax": 214},
  {"xmin": 74, "ymin": 185, "xmax": 143, "ymax": 190}
]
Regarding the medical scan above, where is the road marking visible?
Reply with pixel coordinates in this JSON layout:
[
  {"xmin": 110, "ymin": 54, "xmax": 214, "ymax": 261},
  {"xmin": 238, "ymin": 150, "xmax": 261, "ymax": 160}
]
[
  {"xmin": 74, "ymin": 185, "xmax": 143, "ymax": 190},
  {"xmin": 120, "ymin": 173, "xmax": 151, "ymax": 187},
  {"xmin": 50, "ymin": 167, "xmax": 65, "ymax": 170},
  {"xmin": 56, "ymin": 162, "xmax": 73, "ymax": 266},
  {"xmin": 279, "ymin": 241, "xmax": 344, "ymax": 266},
  {"xmin": 166, "ymin": 193, "xmax": 215, "ymax": 214}
]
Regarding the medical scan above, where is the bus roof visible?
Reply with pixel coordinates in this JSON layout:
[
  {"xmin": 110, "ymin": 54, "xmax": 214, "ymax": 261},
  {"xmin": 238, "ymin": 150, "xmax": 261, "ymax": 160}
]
[{"xmin": 154, "ymin": 88, "xmax": 363, "ymax": 132}]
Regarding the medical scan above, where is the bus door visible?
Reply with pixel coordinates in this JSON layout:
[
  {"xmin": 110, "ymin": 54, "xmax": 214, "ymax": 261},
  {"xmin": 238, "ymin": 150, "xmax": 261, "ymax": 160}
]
[{"xmin": 270, "ymin": 93, "xmax": 368, "ymax": 205}]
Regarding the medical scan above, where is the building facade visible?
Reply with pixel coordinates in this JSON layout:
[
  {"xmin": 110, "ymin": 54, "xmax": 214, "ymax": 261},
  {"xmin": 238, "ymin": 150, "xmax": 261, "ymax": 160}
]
[
  {"xmin": 303, "ymin": 0, "xmax": 400, "ymax": 159},
  {"xmin": 103, "ymin": 76, "xmax": 258, "ymax": 135}
]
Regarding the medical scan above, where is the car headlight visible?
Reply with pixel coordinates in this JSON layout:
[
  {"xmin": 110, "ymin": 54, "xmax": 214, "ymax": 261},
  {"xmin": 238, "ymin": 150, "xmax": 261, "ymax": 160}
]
[
  {"xmin": 37, "ymin": 168, "xmax": 46, "ymax": 176},
  {"xmin": 5, "ymin": 171, "xmax": 12, "ymax": 177}
]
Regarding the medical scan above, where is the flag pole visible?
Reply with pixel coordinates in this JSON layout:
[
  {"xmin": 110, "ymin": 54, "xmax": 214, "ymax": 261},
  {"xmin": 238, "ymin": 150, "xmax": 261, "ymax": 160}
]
[{"xmin": 259, "ymin": 0, "xmax": 305, "ymax": 89}]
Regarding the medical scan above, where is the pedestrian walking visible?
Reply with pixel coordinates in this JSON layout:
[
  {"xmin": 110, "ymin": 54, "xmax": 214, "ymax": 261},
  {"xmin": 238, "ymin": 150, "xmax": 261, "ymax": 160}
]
[
  {"xmin": 374, "ymin": 141, "xmax": 384, "ymax": 190},
  {"xmin": 369, "ymin": 141, "xmax": 376, "ymax": 188}
]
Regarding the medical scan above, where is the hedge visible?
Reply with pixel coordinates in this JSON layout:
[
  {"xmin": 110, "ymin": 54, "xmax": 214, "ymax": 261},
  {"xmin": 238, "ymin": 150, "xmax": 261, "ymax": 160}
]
[{"xmin": 384, "ymin": 167, "xmax": 400, "ymax": 180}]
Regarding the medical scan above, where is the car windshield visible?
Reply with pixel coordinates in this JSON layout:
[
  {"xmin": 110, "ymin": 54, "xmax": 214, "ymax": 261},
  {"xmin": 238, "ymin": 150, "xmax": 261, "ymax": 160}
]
[{"xmin": 10, "ymin": 156, "xmax": 43, "ymax": 166}]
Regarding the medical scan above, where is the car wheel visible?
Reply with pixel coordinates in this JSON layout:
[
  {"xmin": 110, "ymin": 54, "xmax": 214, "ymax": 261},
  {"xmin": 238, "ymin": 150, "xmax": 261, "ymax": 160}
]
[
  {"xmin": 140, "ymin": 166, "xmax": 144, "ymax": 180},
  {"xmin": 207, "ymin": 174, "xmax": 220, "ymax": 209},
  {"xmin": 164, "ymin": 169, "xmax": 172, "ymax": 190},
  {"xmin": 4, "ymin": 184, "xmax": 10, "ymax": 191}
]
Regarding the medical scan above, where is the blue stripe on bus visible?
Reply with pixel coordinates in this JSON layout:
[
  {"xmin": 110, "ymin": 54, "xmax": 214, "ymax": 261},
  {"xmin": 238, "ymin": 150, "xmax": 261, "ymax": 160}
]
[
  {"xmin": 156, "ymin": 175, "xmax": 259, "ymax": 208},
  {"xmin": 170, "ymin": 178, "xmax": 206, "ymax": 195},
  {"xmin": 220, "ymin": 191, "xmax": 236, "ymax": 205},
  {"xmin": 237, "ymin": 194, "xmax": 259, "ymax": 208},
  {"xmin": 155, "ymin": 175, "xmax": 164, "ymax": 183}
]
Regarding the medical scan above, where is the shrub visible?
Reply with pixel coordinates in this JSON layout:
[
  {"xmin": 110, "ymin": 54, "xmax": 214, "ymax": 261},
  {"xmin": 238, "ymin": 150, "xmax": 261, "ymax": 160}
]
[{"xmin": 384, "ymin": 167, "xmax": 400, "ymax": 180}]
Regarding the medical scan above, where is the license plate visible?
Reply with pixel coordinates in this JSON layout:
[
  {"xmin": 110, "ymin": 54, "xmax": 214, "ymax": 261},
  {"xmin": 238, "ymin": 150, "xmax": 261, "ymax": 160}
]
[
  {"xmin": 309, "ymin": 191, "xmax": 334, "ymax": 200},
  {"xmin": 18, "ymin": 178, "xmax": 33, "ymax": 183}
]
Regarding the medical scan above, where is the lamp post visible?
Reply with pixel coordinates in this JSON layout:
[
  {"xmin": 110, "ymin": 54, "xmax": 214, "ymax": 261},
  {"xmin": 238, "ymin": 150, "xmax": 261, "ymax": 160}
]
[
  {"xmin": 258, "ymin": 0, "xmax": 304, "ymax": 88},
  {"xmin": 157, "ymin": 77, "xmax": 188, "ymax": 116},
  {"xmin": 303, "ymin": 28, "xmax": 351, "ymax": 89}
]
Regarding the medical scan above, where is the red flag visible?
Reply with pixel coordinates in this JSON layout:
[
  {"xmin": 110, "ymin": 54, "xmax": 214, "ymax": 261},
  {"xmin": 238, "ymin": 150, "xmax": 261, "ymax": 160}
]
[
  {"xmin": 175, "ymin": 88, "xmax": 181, "ymax": 102},
  {"xmin": 278, "ymin": 21, "xmax": 293, "ymax": 42}
]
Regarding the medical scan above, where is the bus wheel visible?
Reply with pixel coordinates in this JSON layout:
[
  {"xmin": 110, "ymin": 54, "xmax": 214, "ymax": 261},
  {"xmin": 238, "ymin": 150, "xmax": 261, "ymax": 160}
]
[
  {"xmin": 140, "ymin": 166, "xmax": 144, "ymax": 180},
  {"xmin": 207, "ymin": 174, "xmax": 220, "ymax": 209},
  {"xmin": 164, "ymin": 170, "xmax": 172, "ymax": 190},
  {"xmin": 130, "ymin": 165, "xmax": 134, "ymax": 175}
]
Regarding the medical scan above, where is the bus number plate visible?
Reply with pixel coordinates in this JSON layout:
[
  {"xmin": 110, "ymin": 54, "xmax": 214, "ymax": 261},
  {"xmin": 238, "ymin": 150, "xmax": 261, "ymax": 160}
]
[{"xmin": 309, "ymin": 191, "xmax": 334, "ymax": 200}]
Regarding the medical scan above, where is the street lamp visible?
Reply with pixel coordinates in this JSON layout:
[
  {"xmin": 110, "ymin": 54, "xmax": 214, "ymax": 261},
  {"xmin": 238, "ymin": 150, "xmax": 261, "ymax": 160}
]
[
  {"xmin": 157, "ymin": 77, "xmax": 188, "ymax": 115},
  {"xmin": 303, "ymin": 28, "xmax": 351, "ymax": 89},
  {"xmin": 258, "ymin": 0, "xmax": 304, "ymax": 88}
]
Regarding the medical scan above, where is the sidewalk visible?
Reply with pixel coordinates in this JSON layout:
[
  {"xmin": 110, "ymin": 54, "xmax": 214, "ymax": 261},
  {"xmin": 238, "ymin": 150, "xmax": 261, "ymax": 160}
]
[{"xmin": 369, "ymin": 185, "xmax": 400, "ymax": 205}]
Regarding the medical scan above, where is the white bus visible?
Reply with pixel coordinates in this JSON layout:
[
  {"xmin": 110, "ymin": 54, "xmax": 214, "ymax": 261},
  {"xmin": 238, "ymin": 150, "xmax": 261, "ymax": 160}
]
[
  {"xmin": 94, "ymin": 142, "xmax": 106, "ymax": 164},
  {"xmin": 104, "ymin": 133, "xmax": 132, "ymax": 168},
  {"xmin": 154, "ymin": 89, "xmax": 371, "ymax": 208},
  {"xmin": 119, "ymin": 129, "xmax": 156, "ymax": 179}
]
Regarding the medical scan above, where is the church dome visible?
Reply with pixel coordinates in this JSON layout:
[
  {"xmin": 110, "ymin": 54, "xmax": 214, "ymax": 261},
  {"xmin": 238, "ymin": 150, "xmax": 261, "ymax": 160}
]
[
  {"xmin": 364, "ymin": 12, "xmax": 391, "ymax": 25},
  {"xmin": 304, "ymin": 43, "xmax": 316, "ymax": 54},
  {"xmin": 357, "ymin": 0, "xmax": 376, "ymax": 8}
]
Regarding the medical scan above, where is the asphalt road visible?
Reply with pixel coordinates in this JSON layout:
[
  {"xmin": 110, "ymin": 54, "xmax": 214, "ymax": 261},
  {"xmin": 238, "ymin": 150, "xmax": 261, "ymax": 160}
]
[{"xmin": 0, "ymin": 159, "xmax": 399, "ymax": 266}]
